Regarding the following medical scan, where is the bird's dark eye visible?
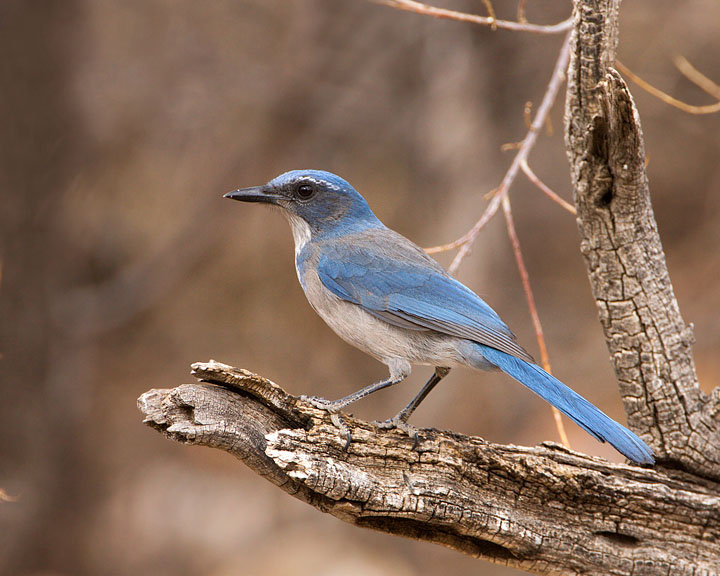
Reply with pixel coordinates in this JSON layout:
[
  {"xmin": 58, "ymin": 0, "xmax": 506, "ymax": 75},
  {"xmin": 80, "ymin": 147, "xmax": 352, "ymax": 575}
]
[{"xmin": 296, "ymin": 183, "xmax": 315, "ymax": 200}]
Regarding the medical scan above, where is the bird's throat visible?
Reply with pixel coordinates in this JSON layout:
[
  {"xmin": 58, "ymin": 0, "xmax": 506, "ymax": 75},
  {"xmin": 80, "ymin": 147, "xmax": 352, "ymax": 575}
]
[{"xmin": 285, "ymin": 212, "xmax": 313, "ymax": 256}]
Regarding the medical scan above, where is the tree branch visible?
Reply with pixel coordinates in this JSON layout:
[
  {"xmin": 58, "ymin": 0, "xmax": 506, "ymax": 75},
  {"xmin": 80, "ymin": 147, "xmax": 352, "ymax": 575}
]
[
  {"xmin": 371, "ymin": 0, "xmax": 573, "ymax": 34},
  {"xmin": 139, "ymin": 361, "xmax": 720, "ymax": 576},
  {"xmin": 423, "ymin": 31, "xmax": 572, "ymax": 272},
  {"xmin": 615, "ymin": 59, "xmax": 720, "ymax": 115},
  {"xmin": 564, "ymin": 0, "xmax": 720, "ymax": 480}
]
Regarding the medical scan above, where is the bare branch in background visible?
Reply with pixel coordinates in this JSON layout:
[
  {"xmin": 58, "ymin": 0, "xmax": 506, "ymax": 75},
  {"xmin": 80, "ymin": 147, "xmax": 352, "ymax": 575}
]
[
  {"xmin": 501, "ymin": 193, "xmax": 571, "ymax": 448},
  {"xmin": 517, "ymin": 0, "xmax": 528, "ymax": 23},
  {"xmin": 0, "ymin": 488, "xmax": 16, "ymax": 503},
  {"xmin": 480, "ymin": 0, "xmax": 497, "ymax": 30},
  {"xmin": 674, "ymin": 55, "xmax": 720, "ymax": 99},
  {"xmin": 371, "ymin": 0, "xmax": 572, "ymax": 34},
  {"xmin": 423, "ymin": 191, "xmax": 501, "ymax": 255},
  {"xmin": 615, "ymin": 59, "xmax": 720, "ymax": 114},
  {"xmin": 442, "ymin": 33, "xmax": 571, "ymax": 270},
  {"xmin": 424, "ymin": 31, "xmax": 571, "ymax": 264},
  {"xmin": 520, "ymin": 160, "xmax": 576, "ymax": 214}
]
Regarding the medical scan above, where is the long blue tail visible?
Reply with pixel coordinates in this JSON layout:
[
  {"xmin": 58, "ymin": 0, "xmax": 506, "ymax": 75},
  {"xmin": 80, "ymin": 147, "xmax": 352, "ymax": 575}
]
[{"xmin": 477, "ymin": 345, "xmax": 654, "ymax": 465}]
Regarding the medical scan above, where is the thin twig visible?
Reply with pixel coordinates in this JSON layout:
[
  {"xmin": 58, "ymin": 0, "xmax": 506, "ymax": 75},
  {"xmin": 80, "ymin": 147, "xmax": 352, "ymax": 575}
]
[
  {"xmin": 523, "ymin": 101, "xmax": 533, "ymax": 129},
  {"xmin": 425, "ymin": 192, "xmax": 502, "ymax": 256},
  {"xmin": 480, "ymin": 0, "xmax": 497, "ymax": 30},
  {"xmin": 520, "ymin": 159, "xmax": 576, "ymax": 214},
  {"xmin": 544, "ymin": 114, "xmax": 554, "ymax": 137},
  {"xmin": 440, "ymin": 31, "xmax": 572, "ymax": 273},
  {"xmin": 425, "ymin": 31, "xmax": 573, "ymax": 444},
  {"xmin": 371, "ymin": 0, "xmax": 572, "ymax": 34},
  {"xmin": 517, "ymin": 0, "xmax": 528, "ymax": 23},
  {"xmin": 615, "ymin": 60, "xmax": 720, "ymax": 115},
  {"xmin": 500, "ymin": 141, "xmax": 523, "ymax": 151},
  {"xmin": 0, "ymin": 488, "xmax": 16, "ymax": 503},
  {"xmin": 673, "ymin": 55, "xmax": 720, "ymax": 99},
  {"xmin": 502, "ymin": 194, "xmax": 571, "ymax": 448}
]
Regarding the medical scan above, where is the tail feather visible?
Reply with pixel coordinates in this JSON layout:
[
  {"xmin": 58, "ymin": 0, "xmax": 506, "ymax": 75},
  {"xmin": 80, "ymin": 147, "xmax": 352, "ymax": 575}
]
[{"xmin": 478, "ymin": 345, "xmax": 654, "ymax": 465}]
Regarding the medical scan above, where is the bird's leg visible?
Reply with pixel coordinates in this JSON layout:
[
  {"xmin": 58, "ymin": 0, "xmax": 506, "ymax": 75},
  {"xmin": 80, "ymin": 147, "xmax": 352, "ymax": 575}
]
[
  {"xmin": 299, "ymin": 369, "xmax": 409, "ymax": 449},
  {"xmin": 374, "ymin": 367, "xmax": 451, "ymax": 448},
  {"xmin": 395, "ymin": 366, "xmax": 451, "ymax": 422},
  {"xmin": 300, "ymin": 373, "xmax": 407, "ymax": 411}
]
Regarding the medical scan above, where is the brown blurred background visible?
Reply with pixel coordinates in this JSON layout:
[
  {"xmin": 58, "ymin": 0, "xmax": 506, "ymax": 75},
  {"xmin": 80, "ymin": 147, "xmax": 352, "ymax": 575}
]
[{"xmin": 1, "ymin": 1, "xmax": 718, "ymax": 575}]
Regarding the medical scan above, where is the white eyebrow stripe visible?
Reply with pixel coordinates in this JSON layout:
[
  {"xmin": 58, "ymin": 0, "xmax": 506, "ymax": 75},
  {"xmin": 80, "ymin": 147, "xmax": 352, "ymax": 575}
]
[{"xmin": 303, "ymin": 176, "xmax": 341, "ymax": 191}]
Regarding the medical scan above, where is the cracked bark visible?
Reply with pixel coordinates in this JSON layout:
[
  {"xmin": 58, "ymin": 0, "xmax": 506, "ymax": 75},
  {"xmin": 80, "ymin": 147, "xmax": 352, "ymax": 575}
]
[
  {"xmin": 564, "ymin": 0, "xmax": 720, "ymax": 479},
  {"xmin": 139, "ymin": 361, "xmax": 720, "ymax": 575},
  {"xmin": 138, "ymin": 0, "xmax": 720, "ymax": 574}
]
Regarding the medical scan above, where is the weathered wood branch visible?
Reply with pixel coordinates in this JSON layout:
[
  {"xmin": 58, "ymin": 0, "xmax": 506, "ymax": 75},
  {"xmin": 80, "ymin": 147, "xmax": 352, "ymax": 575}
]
[
  {"xmin": 138, "ymin": 361, "xmax": 720, "ymax": 576},
  {"xmin": 564, "ymin": 0, "xmax": 720, "ymax": 479}
]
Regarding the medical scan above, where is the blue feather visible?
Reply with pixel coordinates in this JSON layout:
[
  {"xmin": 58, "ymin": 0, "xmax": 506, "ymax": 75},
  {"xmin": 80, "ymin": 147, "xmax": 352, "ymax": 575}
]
[
  {"xmin": 315, "ymin": 229, "xmax": 534, "ymax": 362},
  {"xmin": 477, "ymin": 345, "xmax": 655, "ymax": 464}
]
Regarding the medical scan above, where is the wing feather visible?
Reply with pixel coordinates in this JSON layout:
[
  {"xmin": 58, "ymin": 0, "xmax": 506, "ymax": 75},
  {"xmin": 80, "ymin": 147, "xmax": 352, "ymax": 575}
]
[{"xmin": 315, "ymin": 229, "xmax": 534, "ymax": 363}]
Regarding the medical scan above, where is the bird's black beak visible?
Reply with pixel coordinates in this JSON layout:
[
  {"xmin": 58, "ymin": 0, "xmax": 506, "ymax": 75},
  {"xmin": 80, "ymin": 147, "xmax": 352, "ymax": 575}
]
[{"xmin": 223, "ymin": 186, "xmax": 282, "ymax": 204}]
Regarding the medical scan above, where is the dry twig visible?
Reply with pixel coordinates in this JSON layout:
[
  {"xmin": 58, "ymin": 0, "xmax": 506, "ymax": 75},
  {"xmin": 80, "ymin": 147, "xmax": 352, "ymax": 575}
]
[
  {"xmin": 480, "ymin": 0, "xmax": 497, "ymax": 30},
  {"xmin": 674, "ymin": 55, "xmax": 720, "ymax": 99},
  {"xmin": 501, "ymin": 193, "xmax": 571, "ymax": 447},
  {"xmin": 372, "ymin": 0, "xmax": 572, "ymax": 34},
  {"xmin": 417, "ymin": 25, "xmax": 574, "ymax": 443},
  {"xmin": 520, "ymin": 160, "xmax": 576, "ymax": 214},
  {"xmin": 517, "ymin": 0, "xmax": 528, "ymax": 23},
  {"xmin": 426, "ymin": 31, "xmax": 572, "ymax": 273},
  {"xmin": 615, "ymin": 59, "xmax": 720, "ymax": 115}
]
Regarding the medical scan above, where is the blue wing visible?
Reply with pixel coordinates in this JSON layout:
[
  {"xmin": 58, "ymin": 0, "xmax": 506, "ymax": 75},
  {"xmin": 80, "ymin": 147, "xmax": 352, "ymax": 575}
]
[{"xmin": 314, "ymin": 228, "xmax": 534, "ymax": 363}]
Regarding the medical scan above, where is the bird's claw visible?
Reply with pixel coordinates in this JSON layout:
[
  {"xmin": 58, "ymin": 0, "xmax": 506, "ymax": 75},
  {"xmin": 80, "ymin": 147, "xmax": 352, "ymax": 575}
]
[
  {"xmin": 299, "ymin": 394, "xmax": 341, "ymax": 411},
  {"xmin": 373, "ymin": 415, "xmax": 420, "ymax": 450},
  {"xmin": 298, "ymin": 395, "xmax": 352, "ymax": 450},
  {"xmin": 330, "ymin": 412, "xmax": 352, "ymax": 450}
]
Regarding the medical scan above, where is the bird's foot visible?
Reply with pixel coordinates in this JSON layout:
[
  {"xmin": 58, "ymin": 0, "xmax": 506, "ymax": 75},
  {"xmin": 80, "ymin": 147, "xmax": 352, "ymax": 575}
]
[
  {"xmin": 298, "ymin": 394, "xmax": 347, "ymax": 411},
  {"xmin": 373, "ymin": 415, "xmax": 420, "ymax": 450},
  {"xmin": 298, "ymin": 395, "xmax": 352, "ymax": 450}
]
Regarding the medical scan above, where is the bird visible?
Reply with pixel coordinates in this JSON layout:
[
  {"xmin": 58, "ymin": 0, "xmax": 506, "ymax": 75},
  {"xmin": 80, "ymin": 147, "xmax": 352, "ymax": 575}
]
[{"xmin": 224, "ymin": 169, "xmax": 655, "ymax": 465}]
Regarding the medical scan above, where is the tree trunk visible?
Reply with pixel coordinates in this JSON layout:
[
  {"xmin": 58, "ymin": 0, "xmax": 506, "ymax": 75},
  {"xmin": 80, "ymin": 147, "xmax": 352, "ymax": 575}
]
[{"xmin": 564, "ymin": 0, "xmax": 720, "ymax": 479}]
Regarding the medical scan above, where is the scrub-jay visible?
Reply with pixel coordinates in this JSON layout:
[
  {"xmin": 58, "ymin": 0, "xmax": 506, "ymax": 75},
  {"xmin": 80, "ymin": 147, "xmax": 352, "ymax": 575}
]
[{"xmin": 225, "ymin": 169, "xmax": 654, "ymax": 465}]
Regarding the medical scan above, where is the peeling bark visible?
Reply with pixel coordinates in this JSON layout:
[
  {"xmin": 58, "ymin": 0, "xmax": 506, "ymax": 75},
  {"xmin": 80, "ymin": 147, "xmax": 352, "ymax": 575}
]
[{"xmin": 138, "ymin": 362, "xmax": 720, "ymax": 576}]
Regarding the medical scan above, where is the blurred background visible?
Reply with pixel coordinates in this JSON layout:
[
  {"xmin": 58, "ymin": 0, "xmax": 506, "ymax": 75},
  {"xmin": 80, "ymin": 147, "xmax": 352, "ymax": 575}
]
[{"xmin": 1, "ymin": 0, "xmax": 718, "ymax": 574}]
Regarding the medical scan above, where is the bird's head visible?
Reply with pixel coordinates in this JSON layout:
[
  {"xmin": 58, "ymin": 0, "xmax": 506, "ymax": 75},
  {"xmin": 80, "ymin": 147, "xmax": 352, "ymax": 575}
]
[{"xmin": 225, "ymin": 170, "xmax": 381, "ymax": 242}]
